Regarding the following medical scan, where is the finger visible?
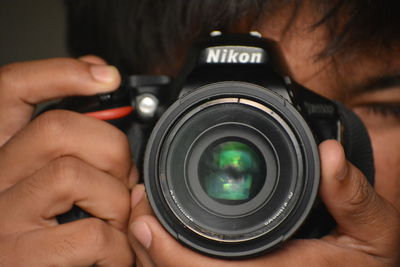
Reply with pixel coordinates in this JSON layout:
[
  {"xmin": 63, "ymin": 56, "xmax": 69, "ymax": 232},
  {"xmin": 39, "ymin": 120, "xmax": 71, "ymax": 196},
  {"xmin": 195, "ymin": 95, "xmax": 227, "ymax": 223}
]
[
  {"xmin": 131, "ymin": 184, "xmax": 147, "ymax": 216},
  {"xmin": 128, "ymin": 185, "xmax": 157, "ymax": 267},
  {"xmin": 319, "ymin": 140, "xmax": 400, "ymax": 255},
  {"xmin": 79, "ymin": 55, "xmax": 108, "ymax": 65},
  {"xmin": 8, "ymin": 218, "xmax": 133, "ymax": 267},
  {"xmin": 0, "ymin": 110, "xmax": 131, "ymax": 191},
  {"xmin": 0, "ymin": 157, "xmax": 130, "ymax": 232},
  {"xmin": 0, "ymin": 57, "xmax": 120, "ymax": 145},
  {"xmin": 129, "ymin": 185, "xmax": 195, "ymax": 267},
  {"xmin": 136, "ymin": 260, "xmax": 147, "ymax": 267}
]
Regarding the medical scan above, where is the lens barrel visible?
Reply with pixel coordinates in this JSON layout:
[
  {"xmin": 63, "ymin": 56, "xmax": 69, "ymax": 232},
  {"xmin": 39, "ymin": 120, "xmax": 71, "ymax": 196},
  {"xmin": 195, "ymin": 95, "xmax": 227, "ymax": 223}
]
[{"xmin": 144, "ymin": 82, "xmax": 320, "ymax": 258}]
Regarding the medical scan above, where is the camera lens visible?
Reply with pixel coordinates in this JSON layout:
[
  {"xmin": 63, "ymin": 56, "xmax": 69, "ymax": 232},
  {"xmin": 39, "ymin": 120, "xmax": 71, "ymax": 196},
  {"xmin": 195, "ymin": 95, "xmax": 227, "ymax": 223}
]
[
  {"xmin": 144, "ymin": 82, "xmax": 320, "ymax": 258},
  {"xmin": 198, "ymin": 140, "xmax": 265, "ymax": 204}
]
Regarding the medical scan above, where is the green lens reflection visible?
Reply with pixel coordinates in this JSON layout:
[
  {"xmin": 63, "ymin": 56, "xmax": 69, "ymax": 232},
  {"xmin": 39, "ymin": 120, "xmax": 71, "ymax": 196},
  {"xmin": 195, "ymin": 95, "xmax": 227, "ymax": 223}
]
[{"xmin": 199, "ymin": 141, "xmax": 265, "ymax": 203}]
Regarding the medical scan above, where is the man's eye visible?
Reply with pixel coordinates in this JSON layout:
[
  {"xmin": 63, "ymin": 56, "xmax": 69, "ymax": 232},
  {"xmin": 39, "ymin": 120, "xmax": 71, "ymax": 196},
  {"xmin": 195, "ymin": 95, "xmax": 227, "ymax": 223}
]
[{"xmin": 364, "ymin": 104, "xmax": 400, "ymax": 119}]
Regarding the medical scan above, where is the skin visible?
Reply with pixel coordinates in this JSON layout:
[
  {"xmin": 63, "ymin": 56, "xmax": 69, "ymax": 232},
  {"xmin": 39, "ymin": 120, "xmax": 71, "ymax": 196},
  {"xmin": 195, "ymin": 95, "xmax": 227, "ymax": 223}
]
[
  {"xmin": 0, "ymin": 57, "xmax": 135, "ymax": 266},
  {"xmin": 0, "ymin": 3, "xmax": 399, "ymax": 267}
]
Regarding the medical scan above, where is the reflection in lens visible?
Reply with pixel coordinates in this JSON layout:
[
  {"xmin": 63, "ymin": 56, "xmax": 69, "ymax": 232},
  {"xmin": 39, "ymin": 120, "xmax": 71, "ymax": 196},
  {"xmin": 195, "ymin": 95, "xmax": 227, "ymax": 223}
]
[{"xmin": 199, "ymin": 141, "xmax": 265, "ymax": 204}]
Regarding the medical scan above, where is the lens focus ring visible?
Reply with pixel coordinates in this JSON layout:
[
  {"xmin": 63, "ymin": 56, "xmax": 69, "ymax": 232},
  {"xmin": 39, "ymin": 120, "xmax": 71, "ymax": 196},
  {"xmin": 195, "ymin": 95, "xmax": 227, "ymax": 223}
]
[{"xmin": 144, "ymin": 82, "xmax": 320, "ymax": 258}]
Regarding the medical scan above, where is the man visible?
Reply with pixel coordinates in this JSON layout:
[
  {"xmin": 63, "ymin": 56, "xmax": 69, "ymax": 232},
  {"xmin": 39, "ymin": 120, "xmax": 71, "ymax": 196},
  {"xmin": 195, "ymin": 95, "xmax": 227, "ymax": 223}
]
[{"xmin": 0, "ymin": 0, "xmax": 399, "ymax": 266}]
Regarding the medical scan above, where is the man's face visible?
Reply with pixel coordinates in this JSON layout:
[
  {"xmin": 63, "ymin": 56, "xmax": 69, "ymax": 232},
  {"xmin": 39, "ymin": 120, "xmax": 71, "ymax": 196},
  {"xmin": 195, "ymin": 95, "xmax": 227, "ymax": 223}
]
[{"xmin": 256, "ymin": 7, "xmax": 400, "ymax": 209}]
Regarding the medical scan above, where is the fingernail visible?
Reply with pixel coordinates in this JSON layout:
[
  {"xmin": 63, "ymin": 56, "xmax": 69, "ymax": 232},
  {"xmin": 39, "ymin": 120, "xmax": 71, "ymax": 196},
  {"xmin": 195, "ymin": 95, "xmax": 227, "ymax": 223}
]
[
  {"xmin": 90, "ymin": 64, "xmax": 118, "ymax": 83},
  {"xmin": 131, "ymin": 221, "xmax": 152, "ymax": 249},
  {"xmin": 131, "ymin": 185, "xmax": 145, "ymax": 208}
]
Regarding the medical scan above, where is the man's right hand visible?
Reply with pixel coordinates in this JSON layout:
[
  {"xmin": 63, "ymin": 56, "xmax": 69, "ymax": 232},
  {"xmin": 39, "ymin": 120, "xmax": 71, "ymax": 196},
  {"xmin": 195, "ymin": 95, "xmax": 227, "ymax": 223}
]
[{"xmin": 0, "ymin": 57, "xmax": 135, "ymax": 266}]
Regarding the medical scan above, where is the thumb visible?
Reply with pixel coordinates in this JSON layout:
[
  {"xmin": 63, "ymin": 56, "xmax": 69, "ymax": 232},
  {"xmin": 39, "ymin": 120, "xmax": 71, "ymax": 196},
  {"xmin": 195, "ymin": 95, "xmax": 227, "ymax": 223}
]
[{"xmin": 319, "ymin": 140, "xmax": 399, "ymax": 252}]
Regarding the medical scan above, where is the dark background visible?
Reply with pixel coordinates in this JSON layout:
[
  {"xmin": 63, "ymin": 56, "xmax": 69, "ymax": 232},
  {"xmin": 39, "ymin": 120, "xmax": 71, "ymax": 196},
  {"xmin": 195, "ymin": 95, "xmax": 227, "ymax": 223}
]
[{"xmin": 0, "ymin": 0, "xmax": 67, "ymax": 66}]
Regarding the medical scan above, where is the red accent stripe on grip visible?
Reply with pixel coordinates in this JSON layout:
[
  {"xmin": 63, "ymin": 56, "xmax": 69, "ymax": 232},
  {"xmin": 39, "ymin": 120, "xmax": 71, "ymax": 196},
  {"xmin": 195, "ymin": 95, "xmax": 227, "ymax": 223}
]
[{"xmin": 84, "ymin": 106, "xmax": 133, "ymax": 120}]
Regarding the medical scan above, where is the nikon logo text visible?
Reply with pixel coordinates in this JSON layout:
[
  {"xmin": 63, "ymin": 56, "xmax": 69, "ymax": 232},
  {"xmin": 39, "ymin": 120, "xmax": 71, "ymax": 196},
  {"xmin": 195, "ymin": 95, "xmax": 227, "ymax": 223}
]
[{"xmin": 205, "ymin": 46, "xmax": 265, "ymax": 64}]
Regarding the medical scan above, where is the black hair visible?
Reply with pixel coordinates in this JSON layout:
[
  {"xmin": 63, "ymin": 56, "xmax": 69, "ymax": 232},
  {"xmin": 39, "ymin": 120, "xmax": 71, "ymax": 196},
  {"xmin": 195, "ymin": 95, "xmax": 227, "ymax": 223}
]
[
  {"xmin": 311, "ymin": 0, "xmax": 400, "ymax": 58},
  {"xmin": 65, "ymin": 0, "xmax": 400, "ymax": 74}
]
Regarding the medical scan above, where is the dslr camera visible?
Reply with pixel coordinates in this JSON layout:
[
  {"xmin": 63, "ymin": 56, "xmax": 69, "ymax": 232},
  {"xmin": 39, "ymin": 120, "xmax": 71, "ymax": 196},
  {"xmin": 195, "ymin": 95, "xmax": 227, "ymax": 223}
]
[{"xmin": 54, "ymin": 32, "xmax": 374, "ymax": 258}]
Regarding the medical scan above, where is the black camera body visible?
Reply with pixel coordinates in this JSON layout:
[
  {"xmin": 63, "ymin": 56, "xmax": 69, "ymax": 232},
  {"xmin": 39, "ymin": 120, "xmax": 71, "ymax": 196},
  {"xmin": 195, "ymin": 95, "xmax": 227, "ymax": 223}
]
[{"xmin": 54, "ymin": 33, "xmax": 374, "ymax": 258}]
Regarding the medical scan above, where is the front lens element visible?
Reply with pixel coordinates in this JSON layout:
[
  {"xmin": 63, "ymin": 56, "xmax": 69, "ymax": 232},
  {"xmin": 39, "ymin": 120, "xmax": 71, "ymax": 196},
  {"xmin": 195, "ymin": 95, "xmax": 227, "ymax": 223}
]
[{"xmin": 199, "ymin": 141, "xmax": 265, "ymax": 203}]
